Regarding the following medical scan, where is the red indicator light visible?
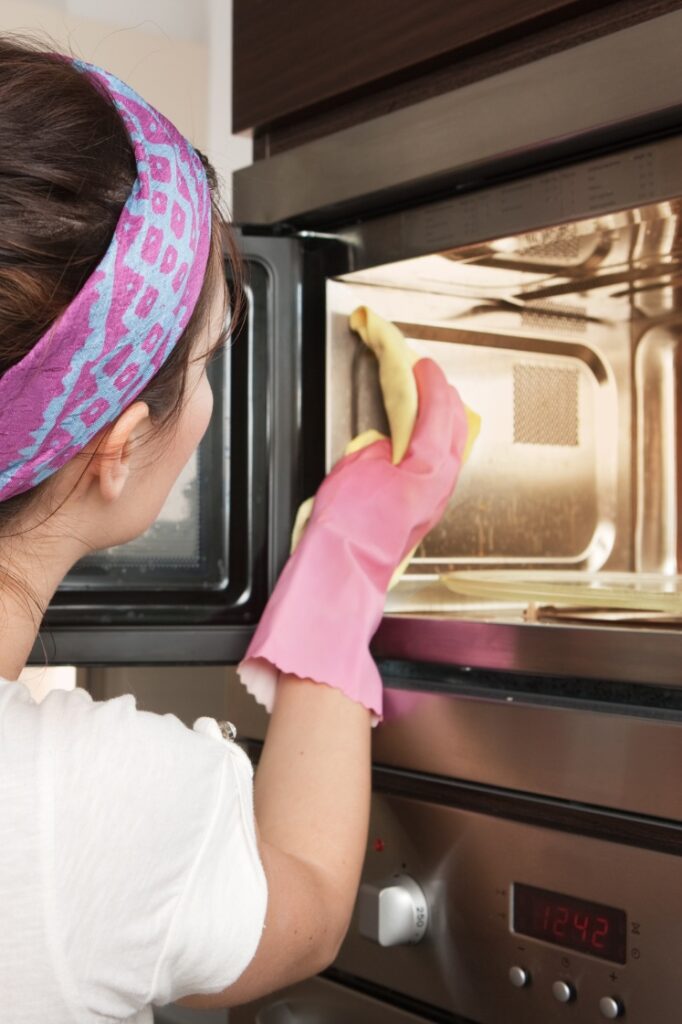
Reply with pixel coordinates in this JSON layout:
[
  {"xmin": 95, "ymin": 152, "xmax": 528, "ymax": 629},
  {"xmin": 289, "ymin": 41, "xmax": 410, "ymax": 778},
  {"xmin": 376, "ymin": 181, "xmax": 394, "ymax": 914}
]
[{"xmin": 373, "ymin": 838, "xmax": 385, "ymax": 853}]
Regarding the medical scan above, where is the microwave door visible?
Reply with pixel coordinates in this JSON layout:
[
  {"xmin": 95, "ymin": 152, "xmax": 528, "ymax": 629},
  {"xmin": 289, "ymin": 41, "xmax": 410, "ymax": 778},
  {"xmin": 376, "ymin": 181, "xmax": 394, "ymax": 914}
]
[{"xmin": 31, "ymin": 231, "xmax": 345, "ymax": 666}]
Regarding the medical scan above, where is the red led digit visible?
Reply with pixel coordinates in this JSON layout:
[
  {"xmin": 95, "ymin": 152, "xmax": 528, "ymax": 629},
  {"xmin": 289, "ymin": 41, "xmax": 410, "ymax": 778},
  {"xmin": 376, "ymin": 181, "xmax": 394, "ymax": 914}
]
[
  {"xmin": 592, "ymin": 916, "xmax": 609, "ymax": 950},
  {"xmin": 573, "ymin": 912, "xmax": 589, "ymax": 942},
  {"xmin": 553, "ymin": 906, "xmax": 569, "ymax": 939},
  {"xmin": 513, "ymin": 884, "xmax": 626, "ymax": 964}
]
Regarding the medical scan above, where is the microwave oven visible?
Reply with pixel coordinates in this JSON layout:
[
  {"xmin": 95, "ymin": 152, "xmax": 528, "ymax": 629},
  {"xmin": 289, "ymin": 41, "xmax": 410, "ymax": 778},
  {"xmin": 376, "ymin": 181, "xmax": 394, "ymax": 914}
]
[
  {"xmin": 32, "ymin": 8, "xmax": 682, "ymax": 686},
  {"xmin": 230, "ymin": 8, "xmax": 682, "ymax": 689}
]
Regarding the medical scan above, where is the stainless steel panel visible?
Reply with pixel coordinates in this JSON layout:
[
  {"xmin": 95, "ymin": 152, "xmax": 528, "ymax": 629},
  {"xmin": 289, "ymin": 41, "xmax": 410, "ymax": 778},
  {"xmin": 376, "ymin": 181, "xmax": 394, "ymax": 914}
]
[
  {"xmin": 327, "ymin": 284, "xmax": 621, "ymax": 578},
  {"xmin": 635, "ymin": 324, "xmax": 682, "ymax": 574},
  {"xmin": 336, "ymin": 141, "xmax": 682, "ymax": 273},
  {"xmin": 336, "ymin": 794, "xmax": 682, "ymax": 1023},
  {"xmin": 233, "ymin": 13, "xmax": 682, "ymax": 225},
  {"xmin": 375, "ymin": 684, "xmax": 682, "ymax": 821},
  {"xmin": 225, "ymin": 671, "xmax": 682, "ymax": 821},
  {"xmin": 373, "ymin": 614, "xmax": 682, "ymax": 688},
  {"xmin": 230, "ymin": 975, "xmax": 430, "ymax": 1023}
]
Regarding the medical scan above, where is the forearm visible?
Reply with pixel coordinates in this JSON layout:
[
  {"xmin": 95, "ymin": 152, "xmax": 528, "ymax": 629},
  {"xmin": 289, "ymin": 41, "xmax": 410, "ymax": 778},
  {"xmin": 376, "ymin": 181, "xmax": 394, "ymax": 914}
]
[{"xmin": 255, "ymin": 674, "xmax": 372, "ymax": 935}]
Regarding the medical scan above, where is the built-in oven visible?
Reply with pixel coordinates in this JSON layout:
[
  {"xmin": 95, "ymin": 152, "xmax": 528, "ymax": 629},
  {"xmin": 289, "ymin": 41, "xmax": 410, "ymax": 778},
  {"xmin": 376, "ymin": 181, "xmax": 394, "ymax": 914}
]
[
  {"xmin": 35, "ymin": 9, "xmax": 682, "ymax": 677},
  {"xmin": 227, "ymin": 16, "xmax": 682, "ymax": 685},
  {"xmin": 32, "ymin": 8, "xmax": 682, "ymax": 1020},
  {"xmin": 226, "ymin": 661, "xmax": 682, "ymax": 1024},
  {"xmin": 222, "ymin": 9, "xmax": 682, "ymax": 1024}
]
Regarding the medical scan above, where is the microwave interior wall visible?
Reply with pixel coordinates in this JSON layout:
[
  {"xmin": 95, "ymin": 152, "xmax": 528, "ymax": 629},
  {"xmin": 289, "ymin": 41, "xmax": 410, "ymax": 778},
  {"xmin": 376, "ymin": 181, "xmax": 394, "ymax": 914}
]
[{"xmin": 327, "ymin": 198, "xmax": 682, "ymax": 613}]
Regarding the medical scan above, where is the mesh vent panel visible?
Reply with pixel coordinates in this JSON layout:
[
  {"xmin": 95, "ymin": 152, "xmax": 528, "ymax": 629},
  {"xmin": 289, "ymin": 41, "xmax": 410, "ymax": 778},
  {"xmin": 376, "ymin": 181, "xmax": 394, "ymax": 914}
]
[{"xmin": 513, "ymin": 364, "xmax": 579, "ymax": 446}]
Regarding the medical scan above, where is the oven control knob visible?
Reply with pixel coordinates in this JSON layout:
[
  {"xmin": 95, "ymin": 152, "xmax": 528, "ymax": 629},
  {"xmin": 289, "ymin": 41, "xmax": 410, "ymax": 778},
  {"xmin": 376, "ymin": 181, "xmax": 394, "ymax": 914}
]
[{"xmin": 358, "ymin": 874, "xmax": 428, "ymax": 946}]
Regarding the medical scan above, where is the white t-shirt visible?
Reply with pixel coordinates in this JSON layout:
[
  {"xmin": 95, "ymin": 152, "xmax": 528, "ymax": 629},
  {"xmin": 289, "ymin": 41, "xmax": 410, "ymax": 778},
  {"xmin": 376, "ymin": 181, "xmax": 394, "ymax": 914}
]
[{"xmin": 0, "ymin": 677, "xmax": 267, "ymax": 1023}]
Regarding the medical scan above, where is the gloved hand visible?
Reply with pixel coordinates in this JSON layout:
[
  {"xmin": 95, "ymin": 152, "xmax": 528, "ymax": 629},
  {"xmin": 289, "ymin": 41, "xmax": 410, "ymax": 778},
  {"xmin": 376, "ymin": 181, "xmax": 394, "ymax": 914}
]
[{"xmin": 238, "ymin": 358, "xmax": 469, "ymax": 723}]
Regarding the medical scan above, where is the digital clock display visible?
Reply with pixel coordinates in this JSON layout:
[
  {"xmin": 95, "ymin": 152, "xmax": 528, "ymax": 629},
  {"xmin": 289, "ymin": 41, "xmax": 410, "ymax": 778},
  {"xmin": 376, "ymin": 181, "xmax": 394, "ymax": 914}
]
[{"xmin": 513, "ymin": 883, "xmax": 627, "ymax": 964}]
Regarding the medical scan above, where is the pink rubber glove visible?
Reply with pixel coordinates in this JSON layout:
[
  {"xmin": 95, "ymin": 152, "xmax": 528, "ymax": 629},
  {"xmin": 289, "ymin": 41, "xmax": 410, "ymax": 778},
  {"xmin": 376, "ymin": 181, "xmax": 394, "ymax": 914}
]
[{"xmin": 238, "ymin": 359, "xmax": 468, "ymax": 722}]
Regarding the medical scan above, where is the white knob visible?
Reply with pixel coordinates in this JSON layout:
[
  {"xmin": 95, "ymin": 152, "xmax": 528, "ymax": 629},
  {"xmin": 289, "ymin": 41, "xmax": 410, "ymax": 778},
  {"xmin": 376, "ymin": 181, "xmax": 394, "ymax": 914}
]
[
  {"xmin": 509, "ymin": 966, "xmax": 530, "ymax": 988},
  {"xmin": 552, "ymin": 981, "xmax": 575, "ymax": 1004},
  {"xmin": 357, "ymin": 874, "xmax": 428, "ymax": 946}
]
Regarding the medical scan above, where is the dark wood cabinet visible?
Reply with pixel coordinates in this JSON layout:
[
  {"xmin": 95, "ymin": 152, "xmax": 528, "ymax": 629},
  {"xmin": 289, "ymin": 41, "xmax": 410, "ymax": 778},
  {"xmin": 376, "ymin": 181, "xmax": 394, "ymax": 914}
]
[
  {"xmin": 234, "ymin": 1, "xmax": 609, "ymax": 130},
  {"xmin": 232, "ymin": 0, "xmax": 675, "ymax": 149},
  {"xmin": 233, "ymin": 0, "xmax": 682, "ymax": 155}
]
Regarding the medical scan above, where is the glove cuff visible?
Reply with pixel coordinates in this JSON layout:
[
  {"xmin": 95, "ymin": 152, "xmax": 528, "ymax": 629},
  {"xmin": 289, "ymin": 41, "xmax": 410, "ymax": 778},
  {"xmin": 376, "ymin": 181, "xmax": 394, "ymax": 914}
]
[{"xmin": 237, "ymin": 522, "xmax": 386, "ymax": 722}]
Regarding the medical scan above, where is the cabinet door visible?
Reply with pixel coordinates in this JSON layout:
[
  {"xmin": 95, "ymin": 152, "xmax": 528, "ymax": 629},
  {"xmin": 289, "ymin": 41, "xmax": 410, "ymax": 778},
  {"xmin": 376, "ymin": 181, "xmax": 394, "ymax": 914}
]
[{"xmin": 233, "ymin": 0, "xmax": 621, "ymax": 134}]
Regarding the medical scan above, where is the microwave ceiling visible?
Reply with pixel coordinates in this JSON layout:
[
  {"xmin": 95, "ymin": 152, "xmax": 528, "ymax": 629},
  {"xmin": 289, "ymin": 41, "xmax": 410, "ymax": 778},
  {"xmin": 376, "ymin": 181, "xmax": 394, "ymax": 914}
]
[{"xmin": 339, "ymin": 199, "xmax": 682, "ymax": 324}]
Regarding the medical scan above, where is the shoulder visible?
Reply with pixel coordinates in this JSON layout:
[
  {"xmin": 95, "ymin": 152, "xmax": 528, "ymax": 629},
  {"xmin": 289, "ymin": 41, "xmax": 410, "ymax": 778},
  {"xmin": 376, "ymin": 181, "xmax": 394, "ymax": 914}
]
[{"xmin": 42, "ymin": 685, "xmax": 237, "ymax": 796}]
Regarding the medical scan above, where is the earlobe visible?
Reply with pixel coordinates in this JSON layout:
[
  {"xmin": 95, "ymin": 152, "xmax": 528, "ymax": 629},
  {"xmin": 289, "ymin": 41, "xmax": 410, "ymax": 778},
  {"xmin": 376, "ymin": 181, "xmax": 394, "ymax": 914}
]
[
  {"xmin": 91, "ymin": 401, "xmax": 150, "ymax": 504},
  {"xmin": 99, "ymin": 458, "xmax": 130, "ymax": 503}
]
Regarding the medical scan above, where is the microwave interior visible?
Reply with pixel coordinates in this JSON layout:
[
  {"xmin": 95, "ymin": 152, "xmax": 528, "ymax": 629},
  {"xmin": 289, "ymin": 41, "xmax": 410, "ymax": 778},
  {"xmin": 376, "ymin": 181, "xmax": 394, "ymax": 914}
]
[{"xmin": 327, "ymin": 198, "xmax": 682, "ymax": 617}]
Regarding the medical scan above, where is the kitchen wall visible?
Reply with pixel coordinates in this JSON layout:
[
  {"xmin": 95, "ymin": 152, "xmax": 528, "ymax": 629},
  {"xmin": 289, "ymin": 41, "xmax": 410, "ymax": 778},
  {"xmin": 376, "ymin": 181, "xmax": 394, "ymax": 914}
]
[
  {"xmin": 0, "ymin": 0, "xmax": 251, "ymax": 205},
  {"xmin": 0, "ymin": 0, "xmax": 255, "ymax": 724}
]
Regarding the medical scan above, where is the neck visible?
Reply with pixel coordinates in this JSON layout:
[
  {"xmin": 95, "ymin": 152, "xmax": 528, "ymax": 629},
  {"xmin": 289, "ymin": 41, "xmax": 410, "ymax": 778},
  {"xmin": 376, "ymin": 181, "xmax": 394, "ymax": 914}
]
[{"xmin": 0, "ymin": 532, "xmax": 85, "ymax": 681}]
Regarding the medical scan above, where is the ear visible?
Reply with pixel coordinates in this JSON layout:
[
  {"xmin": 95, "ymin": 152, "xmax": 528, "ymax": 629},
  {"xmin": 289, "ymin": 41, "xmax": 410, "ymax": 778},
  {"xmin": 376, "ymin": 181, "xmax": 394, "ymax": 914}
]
[{"xmin": 89, "ymin": 401, "xmax": 151, "ymax": 503}]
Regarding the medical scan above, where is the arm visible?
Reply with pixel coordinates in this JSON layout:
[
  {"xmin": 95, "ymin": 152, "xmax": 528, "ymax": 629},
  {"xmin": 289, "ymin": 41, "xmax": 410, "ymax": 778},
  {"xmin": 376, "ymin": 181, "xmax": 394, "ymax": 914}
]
[
  {"xmin": 179, "ymin": 675, "xmax": 371, "ymax": 1008},
  {"xmin": 182, "ymin": 356, "xmax": 468, "ymax": 1009}
]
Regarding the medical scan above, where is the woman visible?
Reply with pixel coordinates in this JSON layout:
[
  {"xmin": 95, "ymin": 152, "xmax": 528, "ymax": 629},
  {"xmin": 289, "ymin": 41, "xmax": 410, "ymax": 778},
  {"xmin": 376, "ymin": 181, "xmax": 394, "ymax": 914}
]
[{"xmin": 0, "ymin": 38, "xmax": 468, "ymax": 1022}]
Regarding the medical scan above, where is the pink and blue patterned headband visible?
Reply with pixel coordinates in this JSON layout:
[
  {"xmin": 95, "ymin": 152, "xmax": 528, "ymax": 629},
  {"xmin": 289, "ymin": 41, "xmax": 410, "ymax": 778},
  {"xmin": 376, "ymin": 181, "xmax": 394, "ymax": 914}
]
[{"xmin": 0, "ymin": 58, "xmax": 212, "ymax": 502}]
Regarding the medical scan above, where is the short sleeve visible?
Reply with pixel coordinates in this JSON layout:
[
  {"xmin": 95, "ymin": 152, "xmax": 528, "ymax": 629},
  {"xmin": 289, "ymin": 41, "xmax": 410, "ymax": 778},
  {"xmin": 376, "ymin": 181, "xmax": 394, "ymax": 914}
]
[
  {"xmin": 43, "ymin": 688, "xmax": 267, "ymax": 1020},
  {"xmin": 149, "ymin": 719, "xmax": 267, "ymax": 1005}
]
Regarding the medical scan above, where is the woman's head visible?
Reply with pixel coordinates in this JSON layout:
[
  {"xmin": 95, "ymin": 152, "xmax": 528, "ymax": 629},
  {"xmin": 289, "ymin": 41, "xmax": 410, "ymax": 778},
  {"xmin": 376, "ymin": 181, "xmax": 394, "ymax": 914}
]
[{"xmin": 0, "ymin": 37, "xmax": 241, "ymax": 562}]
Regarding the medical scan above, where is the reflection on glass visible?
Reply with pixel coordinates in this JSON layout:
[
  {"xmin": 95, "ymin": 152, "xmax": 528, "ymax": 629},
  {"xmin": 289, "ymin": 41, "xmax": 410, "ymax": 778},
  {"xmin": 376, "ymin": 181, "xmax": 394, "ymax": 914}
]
[
  {"xmin": 92, "ymin": 451, "xmax": 201, "ymax": 567},
  {"xmin": 65, "ymin": 349, "xmax": 230, "ymax": 591}
]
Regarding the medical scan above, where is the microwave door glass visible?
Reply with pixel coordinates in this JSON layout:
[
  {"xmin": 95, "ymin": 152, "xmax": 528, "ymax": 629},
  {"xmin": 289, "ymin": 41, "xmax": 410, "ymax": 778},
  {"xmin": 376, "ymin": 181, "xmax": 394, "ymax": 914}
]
[{"xmin": 63, "ymin": 345, "xmax": 230, "ymax": 592}]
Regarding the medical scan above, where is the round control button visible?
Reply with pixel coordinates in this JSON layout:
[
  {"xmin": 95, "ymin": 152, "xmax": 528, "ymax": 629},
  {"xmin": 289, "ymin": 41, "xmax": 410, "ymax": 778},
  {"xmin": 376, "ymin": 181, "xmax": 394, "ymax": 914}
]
[
  {"xmin": 509, "ymin": 966, "xmax": 530, "ymax": 988},
  {"xmin": 552, "ymin": 980, "xmax": 575, "ymax": 1004},
  {"xmin": 599, "ymin": 996, "xmax": 624, "ymax": 1019}
]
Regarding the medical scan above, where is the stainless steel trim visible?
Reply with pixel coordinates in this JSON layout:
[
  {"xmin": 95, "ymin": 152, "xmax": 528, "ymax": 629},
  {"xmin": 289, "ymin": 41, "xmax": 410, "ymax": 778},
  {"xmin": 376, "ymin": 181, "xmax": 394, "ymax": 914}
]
[
  {"xmin": 336, "ymin": 134, "xmax": 682, "ymax": 271},
  {"xmin": 233, "ymin": 11, "xmax": 682, "ymax": 225},
  {"xmin": 374, "ymin": 682, "xmax": 682, "ymax": 821},
  {"xmin": 224, "ymin": 669, "xmax": 682, "ymax": 821},
  {"xmin": 372, "ymin": 615, "xmax": 682, "ymax": 689},
  {"xmin": 30, "ymin": 625, "xmax": 254, "ymax": 665}
]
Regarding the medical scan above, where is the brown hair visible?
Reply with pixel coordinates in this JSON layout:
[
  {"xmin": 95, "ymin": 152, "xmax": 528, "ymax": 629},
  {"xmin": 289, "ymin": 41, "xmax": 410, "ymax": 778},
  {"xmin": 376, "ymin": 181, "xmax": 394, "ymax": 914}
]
[{"xmin": 0, "ymin": 35, "xmax": 243, "ymax": 533}]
